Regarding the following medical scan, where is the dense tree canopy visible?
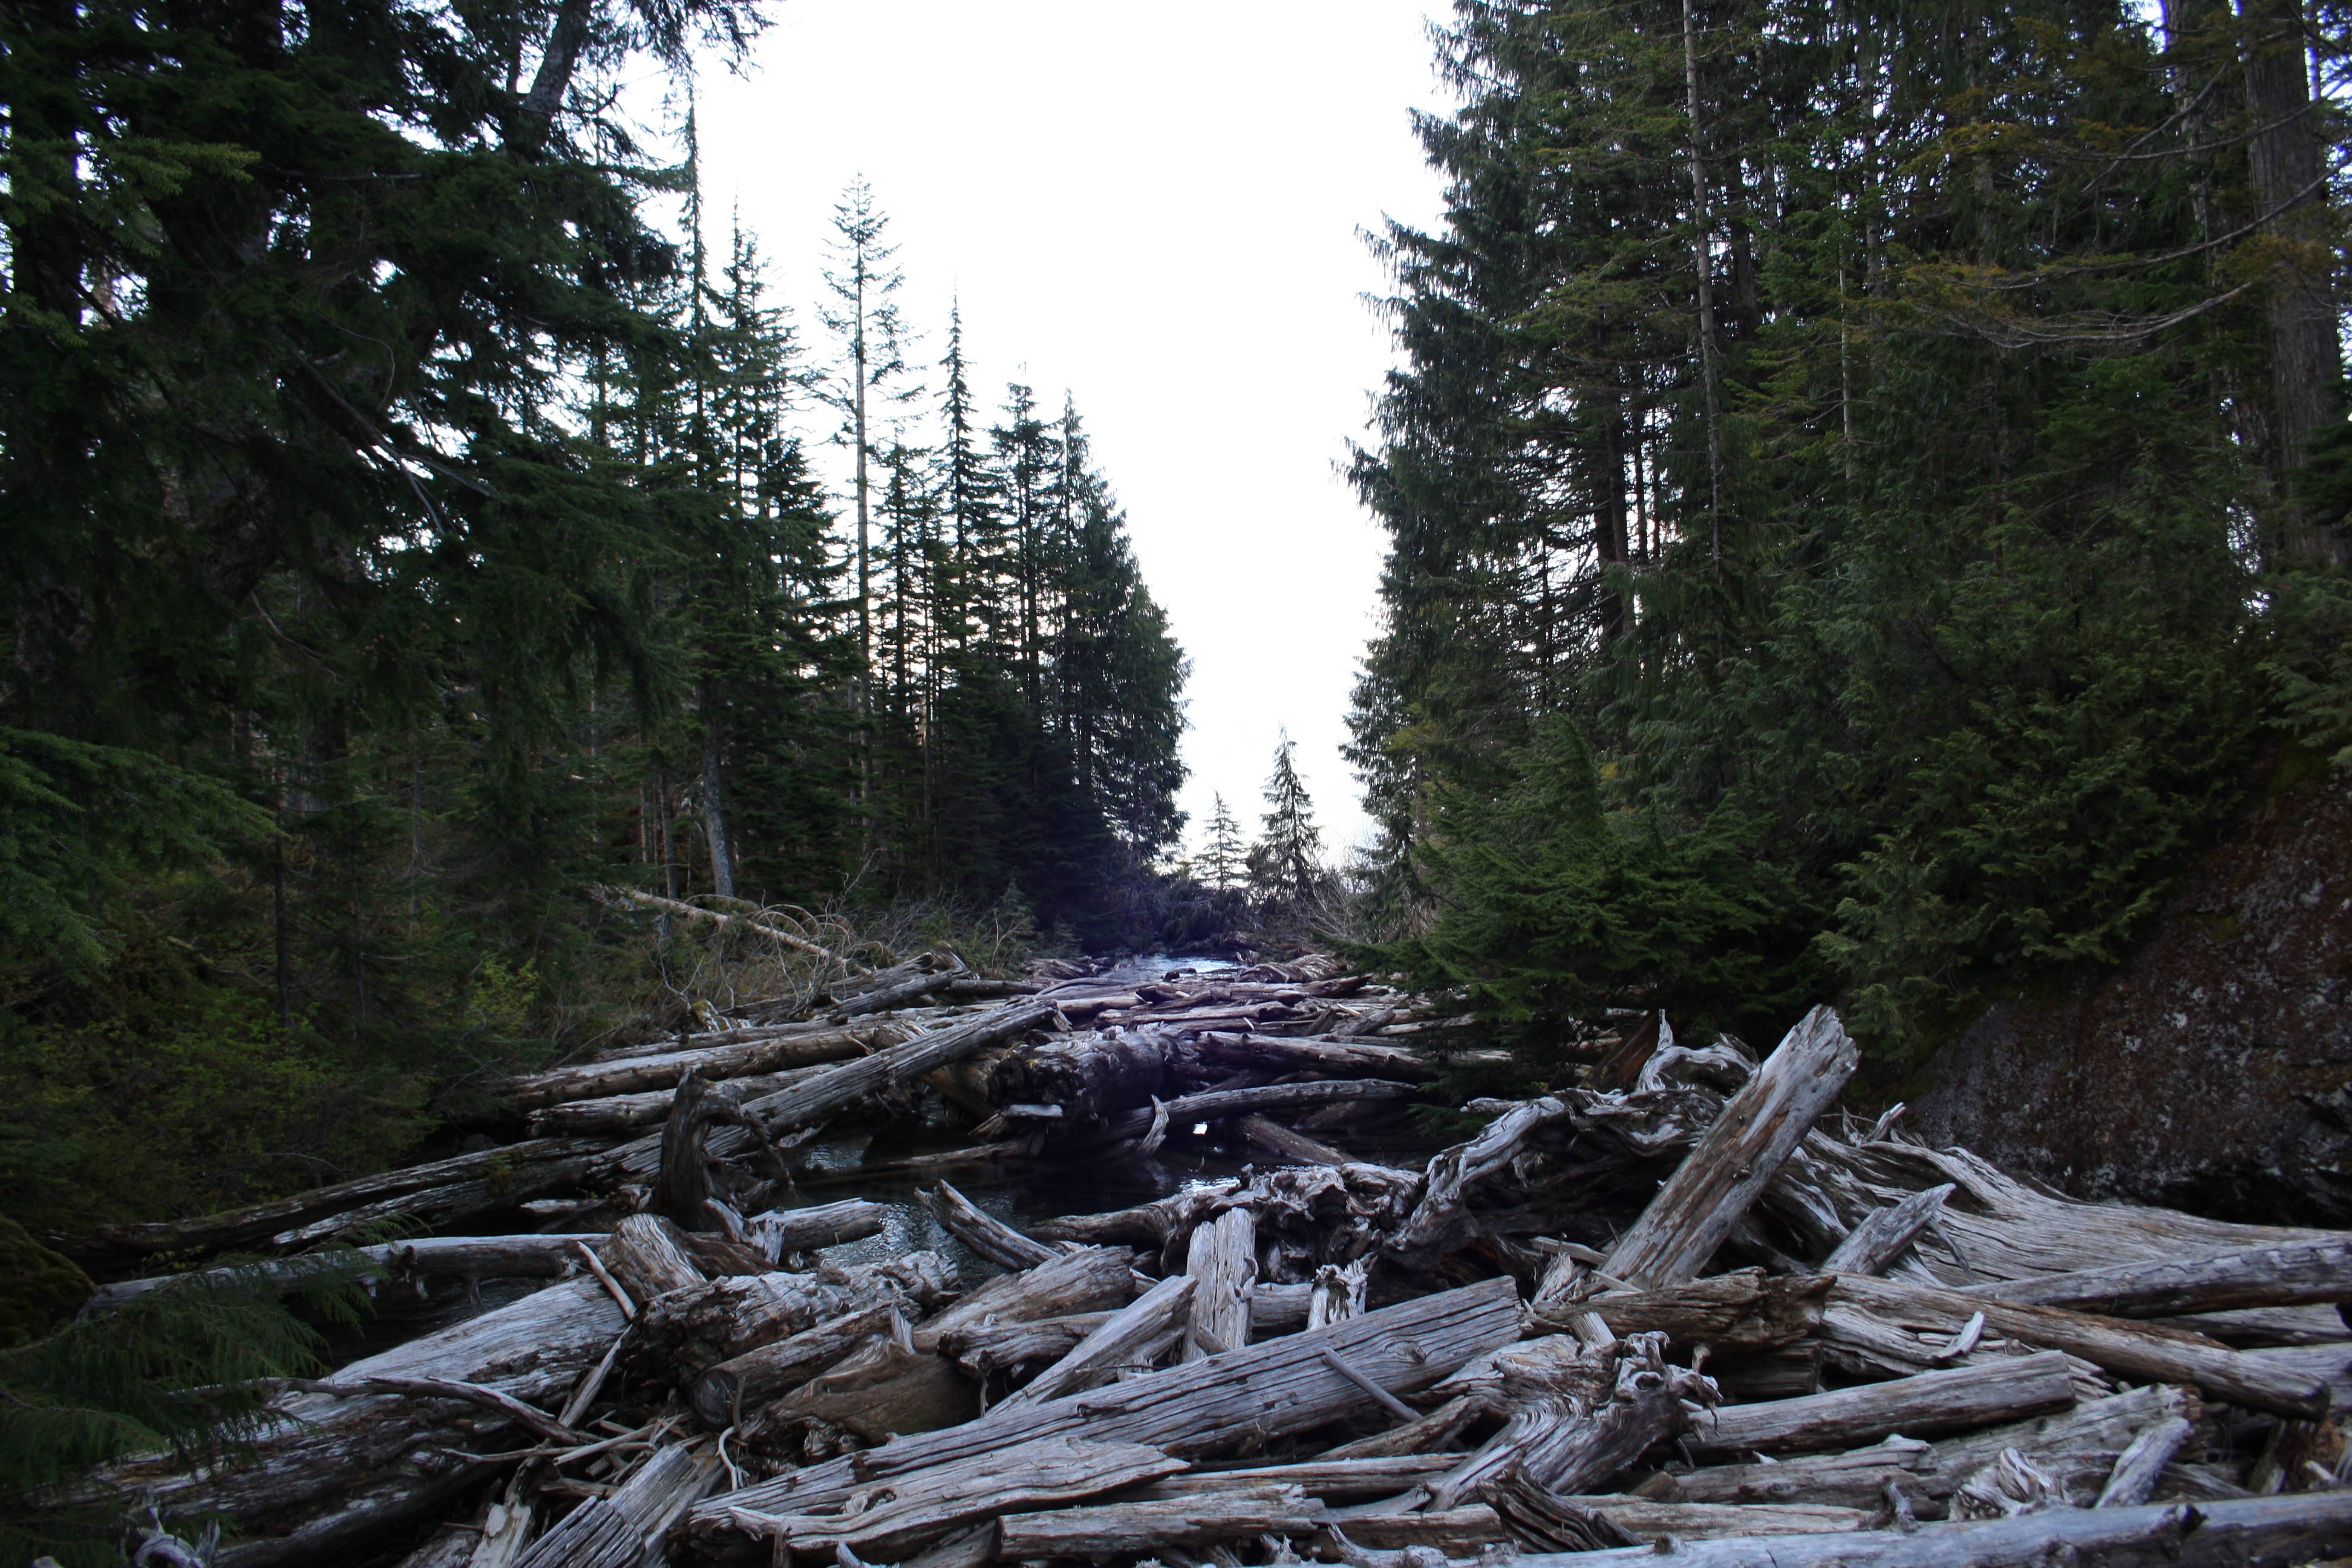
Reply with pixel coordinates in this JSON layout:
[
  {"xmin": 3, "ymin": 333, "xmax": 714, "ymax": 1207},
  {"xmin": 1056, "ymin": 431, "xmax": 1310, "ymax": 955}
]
[
  {"xmin": 1353, "ymin": 0, "xmax": 2352, "ymax": 1059},
  {"xmin": 0, "ymin": 0, "xmax": 1188, "ymax": 1230}
]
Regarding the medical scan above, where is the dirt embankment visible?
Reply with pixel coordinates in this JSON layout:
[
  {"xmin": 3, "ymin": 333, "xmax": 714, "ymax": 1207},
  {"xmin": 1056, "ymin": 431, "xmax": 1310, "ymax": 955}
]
[{"xmin": 1914, "ymin": 760, "xmax": 2352, "ymax": 1224}]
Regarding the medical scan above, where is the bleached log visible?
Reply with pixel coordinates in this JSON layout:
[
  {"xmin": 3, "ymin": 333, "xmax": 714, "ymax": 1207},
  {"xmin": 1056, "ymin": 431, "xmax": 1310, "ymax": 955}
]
[
  {"xmin": 1430, "ymin": 1333, "xmax": 1710, "ymax": 1509},
  {"xmin": 1255, "ymin": 1280, "xmax": 1313, "ymax": 1333},
  {"xmin": 1959, "ymin": 1238, "xmax": 2352, "ymax": 1319},
  {"xmin": 689, "ymin": 1304, "xmax": 900, "ymax": 1429},
  {"xmin": 998, "ymin": 1275, "xmax": 1195, "ymax": 1408},
  {"xmin": 1561, "ymin": 1496, "xmax": 1878, "ymax": 1540},
  {"xmin": 512, "ymin": 1439, "xmax": 723, "ymax": 1568},
  {"xmin": 1833, "ymin": 1272, "xmax": 2331, "ymax": 1419},
  {"xmin": 1097, "ymin": 1079, "xmax": 1420, "ymax": 1142},
  {"xmin": 1691, "ymin": 1351, "xmax": 2079, "ymax": 1456},
  {"xmin": 748, "ymin": 1336, "xmax": 978, "ymax": 1444},
  {"xmin": 2096, "ymin": 1416, "xmax": 2196, "ymax": 1508},
  {"xmin": 1606, "ymin": 1005, "xmax": 1858, "ymax": 1290},
  {"xmin": 746, "ymin": 1198, "xmax": 889, "ymax": 1257},
  {"xmin": 916, "ymin": 1181, "xmax": 1055, "ymax": 1269},
  {"xmin": 500, "ymin": 1024, "xmax": 903, "ymax": 1111},
  {"xmin": 1134, "ymin": 1455, "xmax": 1463, "ymax": 1503},
  {"xmin": 1556, "ymin": 1267, "xmax": 1832, "ymax": 1352},
  {"xmin": 707, "ymin": 1434, "xmax": 1184, "ymax": 1560},
  {"xmin": 102, "ymin": 1277, "xmax": 624, "ymax": 1562},
  {"xmin": 603, "ymin": 1213, "xmax": 706, "ymax": 1302},
  {"xmin": 81, "ymin": 1233, "xmax": 606, "ymax": 1316},
  {"xmin": 1314, "ymin": 1393, "xmax": 1491, "ymax": 1461},
  {"xmin": 1336, "ymin": 1506, "xmax": 1508, "ymax": 1553},
  {"xmin": 936, "ymin": 1312, "xmax": 1109, "ymax": 1382},
  {"xmin": 1667, "ymin": 1437, "xmax": 1940, "ymax": 1512},
  {"xmin": 600, "ymin": 887, "xmax": 870, "ymax": 972},
  {"xmin": 736, "ymin": 1001, "xmax": 1059, "ymax": 1139},
  {"xmin": 984, "ymin": 1028, "xmax": 1176, "ymax": 1129},
  {"xmin": 910, "ymin": 1245, "xmax": 1138, "ymax": 1352},
  {"xmin": 681, "ymin": 1276, "xmax": 1524, "ymax": 1549},
  {"xmin": 1030, "ymin": 1181, "xmax": 1236, "ymax": 1250},
  {"xmin": 526, "ymin": 1062, "xmax": 834, "ymax": 1136},
  {"xmin": 1183, "ymin": 1207, "xmax": 1256, "ymax": 1361},
  {"xmin": 823, "ymin": 959, "xmax": 968, "ymax": 1022},
  {"xmin": 1501, "ymin": 1491, "xmax": 2352, "ymax": 1568},
  {"xmin": 1385, "ymin": 1097, "xmax": 1579, "ymax": 1271},
  {"xmin": 76, "ymin": 1137, "xmax": 618, "ymax": 1263},
  {"xmin": 996, "ymin": 1486, "xmax": 1329, "ymax": 1556},
  {"xmin": 633, "ymin": 1252, "xmax": 952, "ymax": 1377},
  {"xmin": 1823, "ymin": 1184, "xmax": 1956, "ymax": 1276}
]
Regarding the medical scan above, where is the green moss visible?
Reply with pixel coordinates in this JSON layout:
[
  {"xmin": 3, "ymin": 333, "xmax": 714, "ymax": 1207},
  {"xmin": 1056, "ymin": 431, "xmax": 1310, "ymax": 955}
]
[{"xmin": 0, "ymin": 1214, "xmax": 93, "ymax": 1348}]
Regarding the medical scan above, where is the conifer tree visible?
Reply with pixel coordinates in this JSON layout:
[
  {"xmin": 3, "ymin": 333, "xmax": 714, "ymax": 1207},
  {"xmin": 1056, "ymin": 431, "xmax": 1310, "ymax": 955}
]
[
  {"xmin": 1200, "ymin": 794, "xmax": 1246, "ymax": 892},
  {"xmin": 1250, "ymin": 733, "xmax": 1328, "ymax": 915}
]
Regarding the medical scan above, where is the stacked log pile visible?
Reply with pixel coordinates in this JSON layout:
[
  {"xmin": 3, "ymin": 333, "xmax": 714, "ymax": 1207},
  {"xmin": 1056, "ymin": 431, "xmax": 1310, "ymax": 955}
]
[{"xmin": 55, "ymin": 957, "xmax": 2352, "ymax": 1568}]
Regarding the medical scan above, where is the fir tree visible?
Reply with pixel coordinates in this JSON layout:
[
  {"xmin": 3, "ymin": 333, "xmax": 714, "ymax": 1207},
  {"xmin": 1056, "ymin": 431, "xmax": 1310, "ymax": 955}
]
[
  {"xmin": 1250, "ymin": 733, "xmax": 1328, "ymax": 915},
  {"xmin": 1199, "ymin": 794, "xmax": 1247, "ymax": 892}
]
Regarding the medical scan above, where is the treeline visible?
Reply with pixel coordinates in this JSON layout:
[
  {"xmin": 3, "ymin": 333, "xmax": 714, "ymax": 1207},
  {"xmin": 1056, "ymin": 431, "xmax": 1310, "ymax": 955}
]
[
  {"xmin": 0, "ymin": 0, "xmax": 1184, "ymax": 1226},
  {"xmin": 1351, "ymin": 0, "xmax": 2352, "ymax": 1060}
]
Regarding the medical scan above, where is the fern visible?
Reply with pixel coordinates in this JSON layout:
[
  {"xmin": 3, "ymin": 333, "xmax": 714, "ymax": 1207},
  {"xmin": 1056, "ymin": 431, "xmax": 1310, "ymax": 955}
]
[{"xmin": 1, "ymin": 1247, "xmax": 374, "ymax": 1564}]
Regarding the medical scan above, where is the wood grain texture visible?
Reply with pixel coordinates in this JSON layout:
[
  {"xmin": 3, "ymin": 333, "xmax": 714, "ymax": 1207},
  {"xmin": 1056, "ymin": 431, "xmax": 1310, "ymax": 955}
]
[
  {"xmin": 1691, "ymin": 1351, "xmax": 2078, "ymax": 1456},
  {"xmin": 1607, "ymin": 1005, "xmax": 1858, "ymax": 1290}
]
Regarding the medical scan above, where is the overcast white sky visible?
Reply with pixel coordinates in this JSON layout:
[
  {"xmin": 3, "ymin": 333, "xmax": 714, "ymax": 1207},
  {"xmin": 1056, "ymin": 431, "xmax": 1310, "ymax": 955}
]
[{"xmin": 689, "ymin": 0, "xmax": 1453, "ymax": 859}]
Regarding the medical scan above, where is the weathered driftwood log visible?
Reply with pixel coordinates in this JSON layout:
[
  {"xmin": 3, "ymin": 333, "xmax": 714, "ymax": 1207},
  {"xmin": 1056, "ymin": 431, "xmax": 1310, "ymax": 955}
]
[
  {"xmin": 2096, "ymin": 1415, "xmax": 2197, "ymax": 1508},
  {"xmin": 1958, "ymin": 1238, "xmax": 2352, "ymax": 1319},
  {"xmin": 1237, "ymin": 1112, "xmax": 1353, "ymax": 1167},
  {"xmin": 1316, "ymin": 1393, "xmax": 1492, "ymax": 1461},
  {"xmin": 102, "ymin": 1276, "xmax": 626, "ymax": 1565},
  {"xmin": 909, "ymin": 1244, "xmax": 1138, "ymax": 1352},
  {"xmin": 996, "ymin": 1486, "xmax": 1330, "ymax": 1556},
  {"xmin": 1337, "ymin": 1506, "xmax": 1509, "ymax": 1554},
  {"xmin": 998, "ymin": 1275, "xmax": 1195, "ymax": 1408},
  {"xmin": 1774, "ymin": 1137, "xmax": 2344, "ymax": 1289},
  {"xmin": 1255, "ymin": 1279, "xmax": 1314, "ymax": 1334},
  {"xmin": 1691, "ymin": 1351, "xmax": 2079, "ymax": 1456},
  {"xmin": 823, "ymin": 959, "xmax": 968, "ymax": 1022},
  {"xmin": 1432, "ymin": 1333, "xmax": 1714, "ymax": 1509},
  {"xmin": 1134, "ymin": 1455, "xmax": 1464, "ymax": 1503},
  {"xmin": 603, "ymin": 1212, "xmax": 706, "ymax": 1302},
  {"xmin": 1670, "ymin": 1385, "xmax": 2197, "ymax": 1518},
  {"xmin": 689, "ymin": 1304, "xmax": 900, "ymax": 1429},
  {"xmin": 526, "ymin": 1063, "xmax": 828, "ymax": 1136},
  {"xmin": 658, "ymin": 1073, "xmax": 794, "ymax": 1230},
  {"xmin": 512, "ymin": 1439, "xmax": 723, "ymax": 1568},
  {"xmin": 1183, "ymin": 1207, "xmax": 1256, "ymax": 1361},
  {"xmin": 684, "ymin": 1276, "xmax": 1524, "ymax": 1547},
  {"xmin": 748, "ymin": 1336, "xmax": 979, "ymax": 1444},
  {"xmin": 1563, "ymin": 1496, "xmax": 1875, "ymax": 1541},
  {"xmin": 501, "ymin": 1024, "xmax": 903, "ymax": 1111},
  {"xmin": 1194, "ymin": 1032, "xmax": 1433, "ymax": 1080},
  {"xmin": 1665, "ymin": 1437, "xmax": 1939, "ymax": 1512},
  {"xmin": 632, "ymin": 1252, "xmax": 953, "ymax": 1377},
  {"xmin": 74, "ymin": 1137, "xmax": 617, "ymax": 1263},
  {"xmin": 1606, "ymin": 1005, "xmax": 1858, "ymax": 1291},
  {"xmin": 736, "ymin": 1001, "xmax": 1059, "ymax": 1140},
  {"xmin": 915, "ymin": 1181, "xmax": 1056, "ymax": 1269},
  {"xmin": 81, "ymin": 1233, "xmax": 606, "ymax": 1315},
  {"xmin": 1500, "ymin": 1491, "xmax": 2352, "ymax": 1568},
  {"xmin": 936, "ymin": 1311, "xmax": 1109, "ymax": 1383},
  {"xmin": 1093, "ymin": 1079, "xmax": 1422, "ymax": 1144},
  {"xmin": 1823, "ymin": 1184, "xmax": 1955, "ymax": 1276},
  {"xmin": 1832, "ymin": 1272, "xmax": 2331, "ymax": 1419},
  {"xmin": 984, "ymin": 1028, "xmax": 1176, "ymax": 1129},
  {"xmin": 1385, "ymin": 1097, "xmax": 1578, "ymax": 1271},
  {"xmin": 1555, "ymin": 1268, "xmax": 1833, "ymax": 1352},
  {"xmin": 746, "ymin": 1198, "xmax": 889, "ymax": 1256},
  {"xmin": 705, "ymin": 1434, "xmax": 1184, "ymax": 1560},
  {"xmin": 1030, "ymin": 1181, "xmax": 1236, "ymax": 1251}
]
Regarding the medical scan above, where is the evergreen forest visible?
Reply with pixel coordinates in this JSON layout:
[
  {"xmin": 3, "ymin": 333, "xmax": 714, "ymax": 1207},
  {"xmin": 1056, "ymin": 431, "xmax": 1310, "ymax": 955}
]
[
  {"xmin": 0, "ymin": 0, "xmax": 1189, "ymax": 1235},
  {"xmin": 1348, "ymin": 0, "xmax": 2352, "ymax": 1069}
]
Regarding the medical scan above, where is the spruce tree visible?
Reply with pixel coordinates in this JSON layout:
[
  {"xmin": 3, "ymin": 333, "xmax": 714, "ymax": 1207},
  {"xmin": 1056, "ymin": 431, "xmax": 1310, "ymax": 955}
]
[
  {"xmin": 1200, "ymin": 794, "xmax": 1247, "ymax": 892},
  {"xmin": 1249, "ymin": 733, "xmax": 1328, "ymax": 916}
]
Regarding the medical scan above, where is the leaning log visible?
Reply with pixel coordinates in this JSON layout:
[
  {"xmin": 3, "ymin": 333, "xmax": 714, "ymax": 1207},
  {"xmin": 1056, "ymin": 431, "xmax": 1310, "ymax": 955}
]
[
  {"xmin": 1096, "ymin": 1079, "xmax": 1421, "ymax": 1143},
  {"xmin": 1606, "ymin": 1004, "xmax": 1858, "ymax": 1290},
  {"xmin": 499, "ymin": 1022, "xmax": 906, "ymax": 1112},
  {"xmin": 689, "ymin": 1304, "xmax": 900, "ymax": 1429},
  {"xmin": 81, "ymin": 1233, "xmax": 607, "ymax": 1315},
  {"xmin": 996, "ymin": 1487, "xmax": 1330, "ymax": 1557},
  {"xmin": 512, "ymin": 1439, "xmax": 723, "ymax": 1568}
]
